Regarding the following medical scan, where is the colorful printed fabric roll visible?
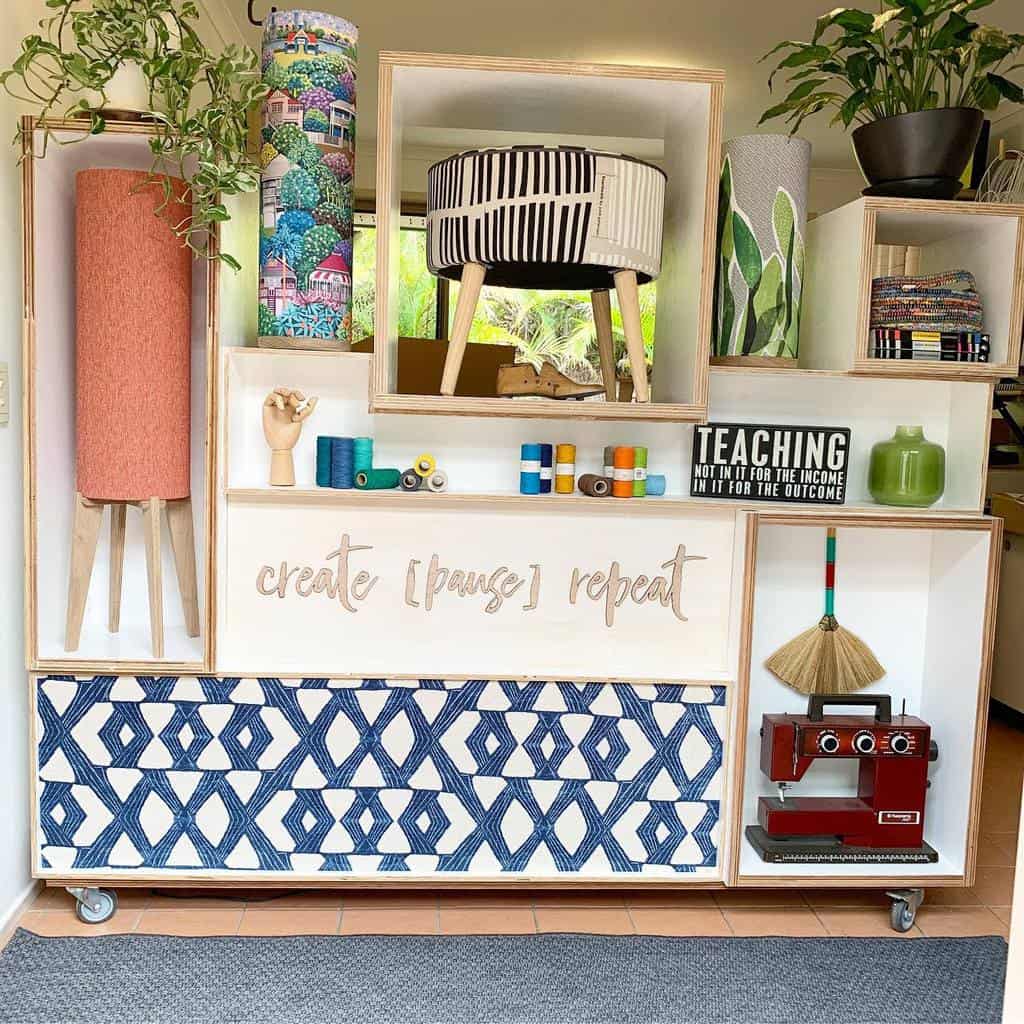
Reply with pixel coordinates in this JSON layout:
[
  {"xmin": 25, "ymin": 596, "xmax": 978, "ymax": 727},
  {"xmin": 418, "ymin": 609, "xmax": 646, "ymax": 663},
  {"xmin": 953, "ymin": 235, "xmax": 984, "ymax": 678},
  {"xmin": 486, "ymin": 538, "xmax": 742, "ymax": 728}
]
[
  {"xmin": 258, "ymin": 10, "xmax": 357, "ymax": 347},
  {"xmin": 869, "ymin": 269, "xmax": 984, "ymax": 334}
]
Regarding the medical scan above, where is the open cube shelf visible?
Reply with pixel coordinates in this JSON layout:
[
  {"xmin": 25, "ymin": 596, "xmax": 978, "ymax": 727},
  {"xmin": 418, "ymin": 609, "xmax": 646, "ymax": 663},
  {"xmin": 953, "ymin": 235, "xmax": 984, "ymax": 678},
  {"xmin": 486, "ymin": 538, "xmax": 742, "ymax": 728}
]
[
  {"xmin": 371, "ymin": 52, "xmax": 723, "ymax": 422},
  {"xmin": 729, "ymin": 513, "xmax": 1000, "ymax": 887},
  {"xmin": 22, "ymin": 119, "xmax": 215, "ymax": 672},
  {"xmin": 802, "ymin": 198, "xmax": 1024, "ymax": 380}
]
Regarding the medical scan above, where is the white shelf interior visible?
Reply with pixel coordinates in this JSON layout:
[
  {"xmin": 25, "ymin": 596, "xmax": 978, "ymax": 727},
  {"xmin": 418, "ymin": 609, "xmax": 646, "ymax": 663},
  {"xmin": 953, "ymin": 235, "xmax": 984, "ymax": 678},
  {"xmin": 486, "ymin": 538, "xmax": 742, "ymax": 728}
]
[
  {"xmin": 873, "ymin": 205, "xmax": 1021, "ymax": 369},
  {"xmin": 225, "ymin": 349, "xmax": 989, "ymax": 513},
  {"xmin": 738, "ymin": 520, "xmax": 992, "ymax": 881},
  {"xmin": 32, "ymin": 128, "xmax": 208, "ymax": 665},
  {"xmin": 380, "ymin": 60, "xmax": 719, "ymax": 407}
]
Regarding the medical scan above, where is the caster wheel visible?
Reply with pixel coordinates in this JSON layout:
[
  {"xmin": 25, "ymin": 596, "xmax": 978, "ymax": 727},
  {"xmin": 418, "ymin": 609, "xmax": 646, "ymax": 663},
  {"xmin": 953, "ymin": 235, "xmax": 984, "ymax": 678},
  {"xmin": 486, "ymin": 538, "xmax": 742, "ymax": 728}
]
[
  {"xmin": 890, "ymin": 899, "xmax": 916, "ymax": 933},
  {"xmin": 74, "ymin": 889, "xmax": 117, "ymax": 925}
]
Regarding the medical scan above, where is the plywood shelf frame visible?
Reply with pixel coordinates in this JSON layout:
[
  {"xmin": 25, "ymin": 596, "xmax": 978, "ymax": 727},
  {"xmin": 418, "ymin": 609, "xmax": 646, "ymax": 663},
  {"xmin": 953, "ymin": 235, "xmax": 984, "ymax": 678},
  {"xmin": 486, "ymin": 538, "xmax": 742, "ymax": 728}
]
[
  {"xmin": 21, "ymin": 115, "xmax": 217, "ymax": 672},
  {"xmin": 372, "ymin": 52, "xmax": 724, "ymax": 422},
  {"xmin": 802, "ymin": 196, "xmax": 1024, "ymax": 380},
  {"xmin": 727, "ymin": 510, "xmax": 1003, "ymax": 888}
]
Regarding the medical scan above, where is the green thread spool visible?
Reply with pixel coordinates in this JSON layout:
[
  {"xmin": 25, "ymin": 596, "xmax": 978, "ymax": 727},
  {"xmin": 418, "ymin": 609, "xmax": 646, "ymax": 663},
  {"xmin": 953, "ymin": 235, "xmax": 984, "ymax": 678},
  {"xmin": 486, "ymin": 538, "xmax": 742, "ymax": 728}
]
[
  {"xmin": 353, "ymin": 436, "xmax": 373, "ymax": 475},
  {"xmin": 355, "ymin": 468, "xmax": 401, "ymax": 490},
  {"xmin": 633, "ymin": 446, "xmax": 648, "ymax": 497}
]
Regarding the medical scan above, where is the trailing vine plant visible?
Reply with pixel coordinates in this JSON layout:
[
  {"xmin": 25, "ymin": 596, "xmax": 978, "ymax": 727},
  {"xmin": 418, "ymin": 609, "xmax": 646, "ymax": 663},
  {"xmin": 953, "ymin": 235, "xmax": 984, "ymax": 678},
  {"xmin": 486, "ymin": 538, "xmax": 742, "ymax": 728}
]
[{"xmin": 2, "ymin": 0, "xmax": 269, "ymax": 269}]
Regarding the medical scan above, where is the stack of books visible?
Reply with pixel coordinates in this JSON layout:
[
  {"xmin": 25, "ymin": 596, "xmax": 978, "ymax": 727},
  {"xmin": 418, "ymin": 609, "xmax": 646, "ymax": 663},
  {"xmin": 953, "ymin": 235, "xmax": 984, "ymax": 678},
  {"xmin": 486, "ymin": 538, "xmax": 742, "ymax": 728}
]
[
  {"xmin": 871, "ymin": 328, "xmax": 990, "ymax": 362},
  {"xmin": 869, "ymin": 270, "xmax": 987, "ymax": 362}
]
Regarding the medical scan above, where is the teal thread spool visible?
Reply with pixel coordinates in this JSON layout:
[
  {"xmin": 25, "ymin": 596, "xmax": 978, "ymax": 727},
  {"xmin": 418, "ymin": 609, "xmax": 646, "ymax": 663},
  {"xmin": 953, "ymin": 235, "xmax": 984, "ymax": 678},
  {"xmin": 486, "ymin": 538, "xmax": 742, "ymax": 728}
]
[
  {"xmin": 353, "ymin": 436, "xmax": 374, "ymax": 475},
  {"xmin": 356, "ymin": 467, "xmax": 401, "ymax": 490},
  {"xmin": 646, "ymin": 473, "xmax": 666, "ymax": 496},
  {"xmin": 633, "ymin": 446, "xmax": 648, "ymax": 496},
  {"xmin": 315, "ymin": 436, "xmax": 333, "ymax": 487}
]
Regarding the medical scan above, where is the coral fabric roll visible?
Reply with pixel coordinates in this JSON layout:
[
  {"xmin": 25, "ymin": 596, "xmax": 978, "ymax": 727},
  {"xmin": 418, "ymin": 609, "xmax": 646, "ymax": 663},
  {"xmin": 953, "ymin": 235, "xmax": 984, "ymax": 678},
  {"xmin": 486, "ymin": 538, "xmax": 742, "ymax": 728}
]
[{"xmin": 76, "ymin": 169, "xmax": 192, "ymax": 501}]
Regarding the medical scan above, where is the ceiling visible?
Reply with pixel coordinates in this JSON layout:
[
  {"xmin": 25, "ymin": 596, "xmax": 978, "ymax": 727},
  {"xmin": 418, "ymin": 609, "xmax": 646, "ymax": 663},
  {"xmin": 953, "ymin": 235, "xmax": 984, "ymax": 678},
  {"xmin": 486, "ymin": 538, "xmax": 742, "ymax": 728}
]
[{"xmin": 231, "ymin": 0, "xmax": 1024, "ymax": 168}]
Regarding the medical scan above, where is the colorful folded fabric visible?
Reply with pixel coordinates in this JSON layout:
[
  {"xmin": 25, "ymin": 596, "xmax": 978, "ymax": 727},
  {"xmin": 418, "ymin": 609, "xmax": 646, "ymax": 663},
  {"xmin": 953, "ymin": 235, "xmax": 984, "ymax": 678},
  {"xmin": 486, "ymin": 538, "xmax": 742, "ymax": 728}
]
[
  {"xmin": 870, "ymin": 269, "xmax": 985, "ymax": 335},
  {"xmin": 870, "ymin": 328, "xmax": 990, "ymax": 362}
]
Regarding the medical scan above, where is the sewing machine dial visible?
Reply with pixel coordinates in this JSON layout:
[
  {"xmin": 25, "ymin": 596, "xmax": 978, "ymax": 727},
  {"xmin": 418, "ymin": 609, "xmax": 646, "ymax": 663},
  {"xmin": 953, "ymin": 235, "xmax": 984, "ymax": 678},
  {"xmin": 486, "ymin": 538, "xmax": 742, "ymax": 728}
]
[
  {"xmin": 889, "ymin": 732, "xmax": 913, "ymax": 754},
  {"xmin": 853, "ymin": 730, "xmax": 877, "ymax": 754},
  {"xmin": 816, "ymin": 730, "xmax": 841, "ymax": 754}
]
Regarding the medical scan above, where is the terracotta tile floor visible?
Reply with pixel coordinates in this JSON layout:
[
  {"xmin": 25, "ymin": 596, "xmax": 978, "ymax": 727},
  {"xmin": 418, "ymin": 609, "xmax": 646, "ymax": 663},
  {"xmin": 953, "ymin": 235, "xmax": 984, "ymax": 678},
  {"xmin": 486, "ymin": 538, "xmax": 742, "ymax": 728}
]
[{"xmin": 9, "ymin": 717, "xmax": 1021, "ymax": 944}]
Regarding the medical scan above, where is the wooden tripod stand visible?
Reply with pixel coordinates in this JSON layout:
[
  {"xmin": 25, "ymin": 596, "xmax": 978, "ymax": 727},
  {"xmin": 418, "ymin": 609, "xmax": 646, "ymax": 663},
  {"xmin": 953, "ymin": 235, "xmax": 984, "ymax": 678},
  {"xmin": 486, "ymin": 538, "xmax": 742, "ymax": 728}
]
[
  {"xmin": 440, "ymin": 263, "xmax": 650, "ymax": 403},
  {"xmin": 65, "ymin": 492, "xmax": 200, "ymax": 659}
]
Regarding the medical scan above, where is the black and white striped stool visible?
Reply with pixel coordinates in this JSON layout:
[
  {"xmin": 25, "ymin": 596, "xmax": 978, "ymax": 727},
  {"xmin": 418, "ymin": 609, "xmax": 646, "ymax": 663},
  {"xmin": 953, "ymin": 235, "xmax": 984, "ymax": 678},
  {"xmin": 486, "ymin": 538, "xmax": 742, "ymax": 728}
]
[{"xmin": 426, "ymin": 146, "xmax": 666, "ymax": 402}]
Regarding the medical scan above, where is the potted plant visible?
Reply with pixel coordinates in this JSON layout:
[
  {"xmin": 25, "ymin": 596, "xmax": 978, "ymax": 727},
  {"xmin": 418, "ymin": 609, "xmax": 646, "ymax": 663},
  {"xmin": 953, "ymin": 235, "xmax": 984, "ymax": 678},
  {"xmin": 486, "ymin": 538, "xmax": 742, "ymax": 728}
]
[
  {"xmin": 2, "ymin": 0, "xmax": 268, "ymax": 269},
  {"xmin": 760, "ymin": 1, "xmax": 1024, "ymax": 198}
]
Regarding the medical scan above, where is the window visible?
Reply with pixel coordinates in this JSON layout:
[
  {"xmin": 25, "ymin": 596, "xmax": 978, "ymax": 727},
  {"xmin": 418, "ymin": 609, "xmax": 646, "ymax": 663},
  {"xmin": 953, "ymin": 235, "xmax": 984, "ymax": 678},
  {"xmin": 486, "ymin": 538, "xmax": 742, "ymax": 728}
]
[{"xmin": 351, "ymin": 210, "xmax": 656, "ymax": 383}]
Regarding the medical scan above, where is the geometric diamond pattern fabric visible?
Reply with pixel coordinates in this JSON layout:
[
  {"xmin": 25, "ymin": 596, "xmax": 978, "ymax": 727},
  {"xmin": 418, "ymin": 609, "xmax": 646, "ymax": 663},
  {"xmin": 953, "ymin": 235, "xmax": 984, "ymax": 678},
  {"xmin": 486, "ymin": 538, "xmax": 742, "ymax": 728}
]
[{"xmin": 36, "ymin": 676, "xmax": 725, "ymax": 878}]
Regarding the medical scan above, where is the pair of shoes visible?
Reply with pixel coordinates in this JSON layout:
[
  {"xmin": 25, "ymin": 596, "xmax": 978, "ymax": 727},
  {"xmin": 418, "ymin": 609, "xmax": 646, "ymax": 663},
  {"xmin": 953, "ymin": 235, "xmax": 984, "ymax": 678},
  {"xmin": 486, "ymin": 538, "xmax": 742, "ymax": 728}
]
[{"xmin": 496, "ymin": 361, "xmax": 605, "ymax": 400}]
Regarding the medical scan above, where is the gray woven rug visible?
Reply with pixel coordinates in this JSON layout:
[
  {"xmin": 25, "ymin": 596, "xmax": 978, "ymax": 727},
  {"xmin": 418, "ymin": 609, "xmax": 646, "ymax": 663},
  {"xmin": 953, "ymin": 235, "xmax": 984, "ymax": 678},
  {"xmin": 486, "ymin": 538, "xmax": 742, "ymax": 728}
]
[{"xmin": 0, "ymin": 929, "xmax": 1007, "ymax": 1024}]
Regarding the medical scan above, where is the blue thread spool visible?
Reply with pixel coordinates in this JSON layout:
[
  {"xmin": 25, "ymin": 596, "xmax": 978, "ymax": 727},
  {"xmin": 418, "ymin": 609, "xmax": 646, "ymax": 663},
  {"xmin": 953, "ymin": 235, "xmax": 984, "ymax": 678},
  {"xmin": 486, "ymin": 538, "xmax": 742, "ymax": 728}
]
[
  {"xmin": 353, "ymin": 436, "xmax": 373, "ymax": 475},
  {"xmin": 539, "ymin": 443, "xmax": 553, "ymax": 493},
  {"xmin": 520, "ymin": 443, "xmax": 541, "ymax": 494},
  {"xmin": 330, "ymin": 436, "xmax": 355, "ymax": 489},
  {"xmin": 315, "ymin": 436, "xmax": 333, "ymax": 487},
  {"xmin": 646, "ymin": 473, "xmax": 666, "ymax": 496}
]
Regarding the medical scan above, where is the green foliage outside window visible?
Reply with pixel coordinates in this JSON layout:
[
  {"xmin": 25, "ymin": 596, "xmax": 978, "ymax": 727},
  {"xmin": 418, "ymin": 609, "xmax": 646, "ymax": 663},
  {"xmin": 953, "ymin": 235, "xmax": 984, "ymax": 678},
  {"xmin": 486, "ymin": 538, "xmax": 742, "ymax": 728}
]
[{"xmin": 351, "ymin": 224, "xmax": 655, "ymax": 382}]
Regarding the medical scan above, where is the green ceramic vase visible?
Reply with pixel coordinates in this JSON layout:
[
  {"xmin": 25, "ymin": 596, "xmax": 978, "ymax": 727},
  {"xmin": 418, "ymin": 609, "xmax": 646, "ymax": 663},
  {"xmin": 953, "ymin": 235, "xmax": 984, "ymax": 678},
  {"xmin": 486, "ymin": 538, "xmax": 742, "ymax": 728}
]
[{"xmin": 869, "ymin": 425, "xmax": 945, "ymax": 507}]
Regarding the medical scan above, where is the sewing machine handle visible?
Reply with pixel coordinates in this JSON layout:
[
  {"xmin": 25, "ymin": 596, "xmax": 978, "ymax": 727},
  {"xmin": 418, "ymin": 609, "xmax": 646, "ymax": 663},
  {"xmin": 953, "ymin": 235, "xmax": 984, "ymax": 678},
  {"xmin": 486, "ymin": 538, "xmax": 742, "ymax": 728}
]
[{"xmin": 807, "ymin": 694, "xmax": 892, "ymax": 723}]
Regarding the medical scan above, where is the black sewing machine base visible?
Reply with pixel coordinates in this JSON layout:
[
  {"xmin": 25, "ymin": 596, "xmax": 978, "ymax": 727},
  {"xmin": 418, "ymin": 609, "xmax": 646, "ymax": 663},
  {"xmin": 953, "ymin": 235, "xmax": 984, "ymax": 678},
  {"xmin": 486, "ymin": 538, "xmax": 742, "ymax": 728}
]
[{"xmin": 746, "ymin": 826, "xmax": 940, "ymax": 864}]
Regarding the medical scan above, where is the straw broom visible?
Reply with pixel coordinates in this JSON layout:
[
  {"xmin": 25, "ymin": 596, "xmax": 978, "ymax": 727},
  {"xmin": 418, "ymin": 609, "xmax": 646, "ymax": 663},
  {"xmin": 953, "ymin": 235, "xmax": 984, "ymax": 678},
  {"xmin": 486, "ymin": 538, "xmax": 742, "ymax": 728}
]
[{"xmin": 765, "ymin": 527, "xmax": 885, "ymax": 695}]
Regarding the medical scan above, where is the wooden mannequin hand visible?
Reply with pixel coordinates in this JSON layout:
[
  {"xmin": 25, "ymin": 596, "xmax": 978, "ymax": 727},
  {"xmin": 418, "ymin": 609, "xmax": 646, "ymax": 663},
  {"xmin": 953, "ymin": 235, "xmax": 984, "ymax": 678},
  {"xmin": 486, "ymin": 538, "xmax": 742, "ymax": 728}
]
[{"xmin": 262, "ymin": 387, "xmax": 317, "ymax": 486}]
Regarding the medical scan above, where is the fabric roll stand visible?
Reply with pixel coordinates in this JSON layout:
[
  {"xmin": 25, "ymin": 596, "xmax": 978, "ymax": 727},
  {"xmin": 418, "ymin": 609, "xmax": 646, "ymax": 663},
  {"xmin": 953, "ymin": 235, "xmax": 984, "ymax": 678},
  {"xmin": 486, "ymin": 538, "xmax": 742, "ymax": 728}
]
[{"xmin": 67, "ymin": 169, "xmax": 200, "ymax": 659}]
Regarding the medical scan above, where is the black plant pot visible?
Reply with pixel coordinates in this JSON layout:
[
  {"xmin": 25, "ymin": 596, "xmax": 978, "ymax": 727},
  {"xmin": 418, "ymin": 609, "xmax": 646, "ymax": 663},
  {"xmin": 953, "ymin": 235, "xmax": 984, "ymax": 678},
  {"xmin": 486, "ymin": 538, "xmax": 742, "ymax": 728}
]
[{"xmin": 852, "ymin": 107, "xmax": 983, "ymax": 200}]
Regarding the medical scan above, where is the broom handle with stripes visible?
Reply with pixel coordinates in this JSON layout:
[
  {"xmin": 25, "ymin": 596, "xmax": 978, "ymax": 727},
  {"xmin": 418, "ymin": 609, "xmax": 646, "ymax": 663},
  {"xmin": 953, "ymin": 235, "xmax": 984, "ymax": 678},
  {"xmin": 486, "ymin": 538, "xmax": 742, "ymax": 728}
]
[{"xmin": 824, "ymin": 526, "xmax": 836, "ymax": 619}]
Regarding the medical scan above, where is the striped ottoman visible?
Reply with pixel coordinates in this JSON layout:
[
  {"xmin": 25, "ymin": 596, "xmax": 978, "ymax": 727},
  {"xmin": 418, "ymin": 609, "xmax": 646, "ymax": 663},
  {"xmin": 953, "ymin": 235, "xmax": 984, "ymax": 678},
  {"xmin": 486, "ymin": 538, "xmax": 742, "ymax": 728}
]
[{"xmin": 426, "ymin": 146, "xmax": 666, "ymax": 402}]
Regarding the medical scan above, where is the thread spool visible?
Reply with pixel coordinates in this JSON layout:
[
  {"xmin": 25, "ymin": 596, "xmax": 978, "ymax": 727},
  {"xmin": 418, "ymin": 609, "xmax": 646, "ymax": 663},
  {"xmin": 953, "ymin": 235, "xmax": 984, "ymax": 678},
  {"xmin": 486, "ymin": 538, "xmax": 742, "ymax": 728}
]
[
  {"xmin": 612, "ymin": 446, "xmax": 634, "ymax": 498},
  {"xmin": 414, "ymin": 453, "xmax": 436, "ymax": 478},
  {"xmin": 520, "ymin": 443, "xmax": 541, "ymax": 495},
  {"xmin": 539, "ymin": 443, "xmax": 553, "ymax": 494},
  {"xmin": 646, "ymin": 473, "xmax": 666, "ymax": 496},
  {"xmin": 555, "ymin": 443, "xmax": 576, "ymax": 494},
  {"xmin": 353, "ymin": 437, "xmax": 373, "ymax": 475},
  {"xmin": 426, "ymin": 470, "xmax": 448, "ymax": 493},
  {"xmin": 355, "ymin": 467, "xmax": 400, "ymax": 490},
  {"xmin": 603, "ymin": 445, "xmax": 615, "ymax": 478},
  {"xmin": 400, "ymin": 469, "xmax": 422, "ymax": 491},
  {"xmin": 633, "ymin": 446, "xmax": 648, "ymax": 497},
  {"xmin": 330, "ymin": 436, "xmax": 355, "ymax": 489},
  {"xmin": 316, "ymin": 436, "xmax": 333, "ymax": 487},
  {"xmin": 579, "ymin": 474, "xmax": 611, "ymax": 497}
]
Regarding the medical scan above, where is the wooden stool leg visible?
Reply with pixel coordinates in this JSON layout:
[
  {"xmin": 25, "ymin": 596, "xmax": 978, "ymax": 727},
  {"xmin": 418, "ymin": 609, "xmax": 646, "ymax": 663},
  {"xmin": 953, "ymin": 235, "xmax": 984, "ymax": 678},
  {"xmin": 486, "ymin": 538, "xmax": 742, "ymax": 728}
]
[
  {"xmin": 440, "ymin": 261, "xmax": 486, "ymax": 396},
  {"xmin": 166, "ymin": 497, "xmax": 200, "ymax": 639},
  {"xmin": 613, "ymin": 270, "xmax": 650, "ymax": 403},
  {"xmin": 65, "ymin": 493, "xmax": 105, "ymax": 652},
  {"xmin": 108, "ymin": 503, "xmax": 126, "ymax": 633},
  {"xmin": 142, "ymin": 497, "xmax": 165, "ymax": 659},
  {"xmin": 591, "ymin": 289, "xmax": 617, "ymax": 401}
]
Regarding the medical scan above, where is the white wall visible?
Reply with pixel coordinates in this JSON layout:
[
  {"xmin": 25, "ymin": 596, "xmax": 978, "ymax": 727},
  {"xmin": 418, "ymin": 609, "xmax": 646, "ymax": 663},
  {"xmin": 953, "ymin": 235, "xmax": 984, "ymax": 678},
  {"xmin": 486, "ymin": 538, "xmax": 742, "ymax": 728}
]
[{"xmin": 0, "ymin": 1, "xmax": 42, "ymax": 934}]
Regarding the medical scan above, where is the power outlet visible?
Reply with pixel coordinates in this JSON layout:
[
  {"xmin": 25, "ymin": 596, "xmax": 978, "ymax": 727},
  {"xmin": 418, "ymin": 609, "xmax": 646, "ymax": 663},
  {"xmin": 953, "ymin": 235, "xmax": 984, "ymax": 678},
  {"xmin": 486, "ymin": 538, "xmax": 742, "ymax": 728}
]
[{"xmin": 0, "ymin": 363, "xmax": 7, "ymax": 426}]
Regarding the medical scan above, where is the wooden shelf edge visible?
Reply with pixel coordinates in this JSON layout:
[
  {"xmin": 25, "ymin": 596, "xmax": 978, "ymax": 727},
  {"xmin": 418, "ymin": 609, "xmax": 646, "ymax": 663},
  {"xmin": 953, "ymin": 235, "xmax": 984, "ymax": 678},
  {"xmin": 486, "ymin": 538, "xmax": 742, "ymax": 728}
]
[
  {"xmin": 853, "ymin": 359, "xmax": 1009, "ymax": 382},
  {"xmin": 368, "ymin": 393, "xmax": 709, "ymax": 422},
  {"xmin": 224, "ymin": 487, "xmax": 986, "ymax": 520},
  {"xmin": 227, "ymin": 346, "xmax": 371, "ymax": 361},
  {"xmin": 31, "ymin": 658, "xmax": 209, "ymax": 675}
]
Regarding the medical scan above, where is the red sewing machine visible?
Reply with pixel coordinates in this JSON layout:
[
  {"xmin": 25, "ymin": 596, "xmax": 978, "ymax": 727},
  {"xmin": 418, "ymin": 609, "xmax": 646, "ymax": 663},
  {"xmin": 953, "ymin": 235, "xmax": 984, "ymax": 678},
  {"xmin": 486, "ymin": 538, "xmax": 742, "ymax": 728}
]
[{"xmin": 746, "ymin": 694, "xmax": 939, "ymax": 864}]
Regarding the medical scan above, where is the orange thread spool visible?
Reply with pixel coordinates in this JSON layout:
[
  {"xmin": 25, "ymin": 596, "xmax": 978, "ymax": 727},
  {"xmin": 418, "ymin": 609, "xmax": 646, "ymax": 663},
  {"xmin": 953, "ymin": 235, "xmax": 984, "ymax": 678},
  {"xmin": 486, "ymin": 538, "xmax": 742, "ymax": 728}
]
[
  {"xmin": 612, "ymin": 446, "xmax": 634, "ymax": 498},
  {"xmin": 555, "ymin": 443, "xmax": 576, "ymax": 493}
]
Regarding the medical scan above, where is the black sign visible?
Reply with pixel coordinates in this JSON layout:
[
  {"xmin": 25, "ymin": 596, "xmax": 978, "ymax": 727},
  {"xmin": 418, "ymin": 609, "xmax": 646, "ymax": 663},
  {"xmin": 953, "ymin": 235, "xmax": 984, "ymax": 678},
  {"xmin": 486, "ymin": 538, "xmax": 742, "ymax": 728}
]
[{"xmin": 690, "ymin": 423, "xmax": 850, "ymax": 504}]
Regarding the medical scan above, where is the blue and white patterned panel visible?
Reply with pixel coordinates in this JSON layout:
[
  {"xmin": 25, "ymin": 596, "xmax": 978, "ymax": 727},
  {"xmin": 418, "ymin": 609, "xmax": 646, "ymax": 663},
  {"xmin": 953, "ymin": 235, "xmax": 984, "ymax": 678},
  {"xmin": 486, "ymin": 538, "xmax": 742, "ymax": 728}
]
[{"xmin": 35, "ymin": 676, "xmax": 726, "ymax": 878}]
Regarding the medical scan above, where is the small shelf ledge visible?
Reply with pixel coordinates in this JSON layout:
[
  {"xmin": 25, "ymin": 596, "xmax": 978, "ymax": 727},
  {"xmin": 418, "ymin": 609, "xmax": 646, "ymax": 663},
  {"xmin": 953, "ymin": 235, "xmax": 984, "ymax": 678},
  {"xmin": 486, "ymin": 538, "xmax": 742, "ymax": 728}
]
[{"xmin": 225, "ymin": 487, "xmax": 985, "ymax": 520}]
